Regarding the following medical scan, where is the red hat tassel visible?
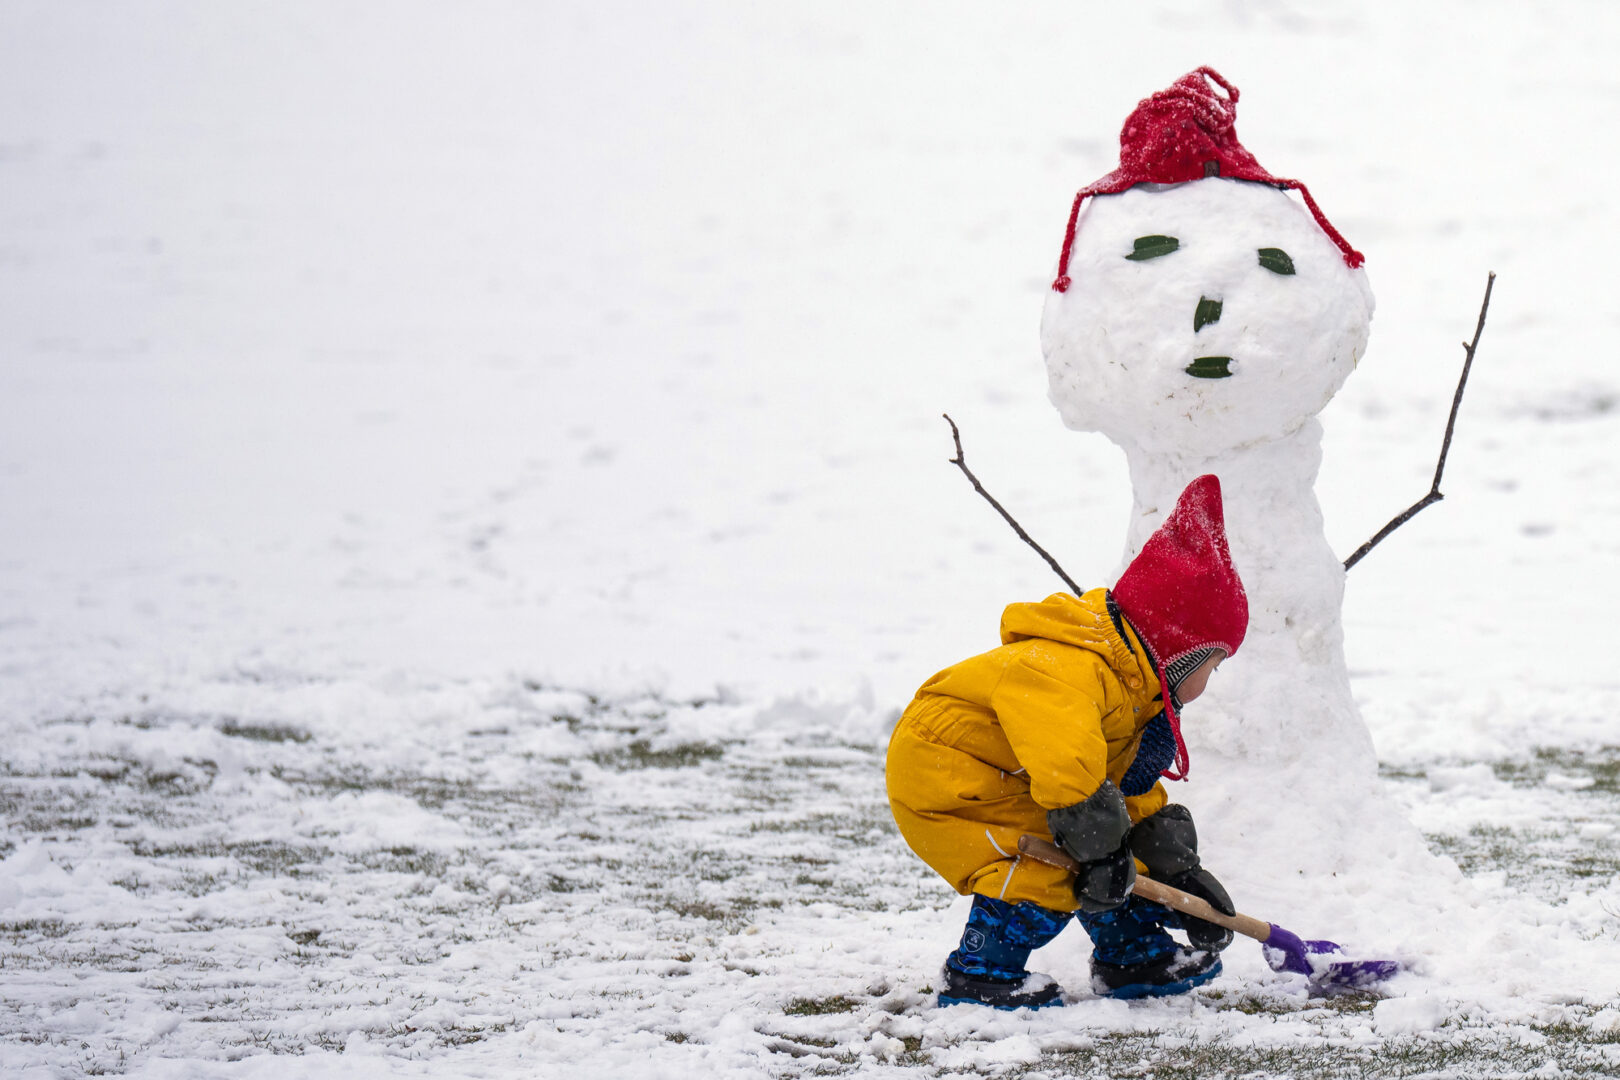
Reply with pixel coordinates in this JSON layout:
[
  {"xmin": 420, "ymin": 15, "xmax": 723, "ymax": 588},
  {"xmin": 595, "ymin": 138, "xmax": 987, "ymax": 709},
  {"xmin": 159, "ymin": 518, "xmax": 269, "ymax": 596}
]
[
  {"xmin": 1051, "ymin": 189, "xmax": 1090, "ymax": 293},
  {"xmin": 1285, "ymin": 179, "xmax": 1366, "ymax": 270},
  {"xmin": 1153, "ymin": 655, "xmax": 1192, "ymax": 782}
]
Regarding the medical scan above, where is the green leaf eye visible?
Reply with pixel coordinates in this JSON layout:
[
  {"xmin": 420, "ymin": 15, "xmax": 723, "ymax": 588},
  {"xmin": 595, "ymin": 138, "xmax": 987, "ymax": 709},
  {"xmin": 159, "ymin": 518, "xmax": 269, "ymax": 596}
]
[
  {"xmin": 1125, "ymin": 235, "xmax": 1180, "ymax": 261},
  {"xmin": 1258, "ymin": 248, "xmax": 1296, "ymax": 275}
]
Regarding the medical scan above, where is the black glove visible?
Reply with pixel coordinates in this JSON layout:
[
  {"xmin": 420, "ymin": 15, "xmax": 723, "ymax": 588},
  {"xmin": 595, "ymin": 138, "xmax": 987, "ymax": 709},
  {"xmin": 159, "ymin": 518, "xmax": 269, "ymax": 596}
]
[
  {"xmin": 1070, "ymin": 848, "xmax": 1137, "ymax": 913},
  {"xmin": 1165, "ymin": 866, "xmax": 1235, "ymax": 951},
  {"xmin": 1128, "ymin": 803, "xmax": 1236, "ymax": 951},
  {"xmin": 1048, "ymin": 781, "xmax": 1136, "ymax": 913}
]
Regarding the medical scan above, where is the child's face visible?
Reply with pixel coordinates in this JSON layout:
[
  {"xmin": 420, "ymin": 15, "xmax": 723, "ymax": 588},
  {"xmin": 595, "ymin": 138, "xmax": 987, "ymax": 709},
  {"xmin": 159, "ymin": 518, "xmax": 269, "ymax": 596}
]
[{"xmin": 1175, "ymin": 651, "xmax": 1226, "ymax": 705}]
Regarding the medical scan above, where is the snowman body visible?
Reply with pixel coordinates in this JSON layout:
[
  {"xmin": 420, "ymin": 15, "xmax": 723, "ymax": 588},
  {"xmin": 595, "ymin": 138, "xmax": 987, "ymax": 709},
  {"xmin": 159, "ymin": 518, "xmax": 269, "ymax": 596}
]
[{"xmin": 1041, "ymin": 178, "xmax": 1400, "ymax": 877}]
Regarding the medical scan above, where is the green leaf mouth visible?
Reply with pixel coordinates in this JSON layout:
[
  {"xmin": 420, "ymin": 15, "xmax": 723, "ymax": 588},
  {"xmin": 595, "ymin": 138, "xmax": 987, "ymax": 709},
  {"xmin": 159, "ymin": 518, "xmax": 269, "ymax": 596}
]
[{"xmin": 1185, "ymin": 356, "xmax": 1233, "ymax": 379}]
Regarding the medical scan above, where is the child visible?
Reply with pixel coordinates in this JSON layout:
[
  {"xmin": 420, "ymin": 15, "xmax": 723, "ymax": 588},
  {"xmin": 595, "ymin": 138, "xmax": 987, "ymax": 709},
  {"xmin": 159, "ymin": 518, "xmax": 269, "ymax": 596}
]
[{"xmin": 887, "ymin": 474, "xmax": 1248, "ymax": 1008}]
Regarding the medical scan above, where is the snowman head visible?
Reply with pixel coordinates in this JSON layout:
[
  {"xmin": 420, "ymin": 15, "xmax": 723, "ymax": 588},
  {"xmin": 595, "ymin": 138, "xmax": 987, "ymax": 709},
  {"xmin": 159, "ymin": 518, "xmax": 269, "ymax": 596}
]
[
  {"xmin": 1039, "ymin": 68, "xmax": 1373, "ymax": 456},
  {"xmin": 1040, "ymin": 178, "xmax": 1373, "ymax": 455}
]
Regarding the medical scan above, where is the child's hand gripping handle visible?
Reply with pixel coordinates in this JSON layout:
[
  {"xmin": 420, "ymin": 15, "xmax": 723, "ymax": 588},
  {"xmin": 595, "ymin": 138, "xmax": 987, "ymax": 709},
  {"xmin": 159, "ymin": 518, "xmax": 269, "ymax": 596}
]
[{"xmin": 1016, "ymin": 834, "xmax": 1272, "ymax": 943}]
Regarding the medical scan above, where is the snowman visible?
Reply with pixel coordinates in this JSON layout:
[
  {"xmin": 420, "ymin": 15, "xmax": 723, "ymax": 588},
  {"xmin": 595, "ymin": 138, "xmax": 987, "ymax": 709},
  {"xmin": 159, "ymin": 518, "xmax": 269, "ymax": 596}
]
[{"xmin": 1039, "ymin": 69, "xmax": 1431, "ymax": 888}]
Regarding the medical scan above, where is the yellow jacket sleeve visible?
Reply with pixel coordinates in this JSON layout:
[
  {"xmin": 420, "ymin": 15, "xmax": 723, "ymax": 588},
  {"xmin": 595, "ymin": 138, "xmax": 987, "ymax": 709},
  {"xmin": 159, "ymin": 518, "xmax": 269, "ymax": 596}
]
[{"xmin": 988, "ymin": 642, "xmax": 1110, "ymax": 810}]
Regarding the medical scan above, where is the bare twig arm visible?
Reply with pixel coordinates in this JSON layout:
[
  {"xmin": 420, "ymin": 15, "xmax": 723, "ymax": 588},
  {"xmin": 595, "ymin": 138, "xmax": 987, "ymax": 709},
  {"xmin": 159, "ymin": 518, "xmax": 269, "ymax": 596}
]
[
  {"xmin": 1343, "ymin": 272, "xmax": 1496, "ymax": 571},
  {"xmin": 943, "ymin": 413, "xmax": 1083, "ymax": 595}
]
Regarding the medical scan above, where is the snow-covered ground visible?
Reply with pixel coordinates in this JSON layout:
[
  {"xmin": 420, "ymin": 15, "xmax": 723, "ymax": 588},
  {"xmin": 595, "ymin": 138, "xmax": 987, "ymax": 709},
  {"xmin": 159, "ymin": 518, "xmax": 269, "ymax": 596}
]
[{"xmin": 4, "ymin": 3, "xmax": 1620, "ymax": 1077}]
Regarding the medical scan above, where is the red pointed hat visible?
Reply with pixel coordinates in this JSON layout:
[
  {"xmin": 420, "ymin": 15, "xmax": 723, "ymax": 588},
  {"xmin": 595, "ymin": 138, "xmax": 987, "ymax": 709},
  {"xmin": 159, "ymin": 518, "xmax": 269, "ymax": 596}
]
[
  {"xmin": 1111, "ymin": 474, "xmax": 1248, "ymax": 781},
  {"xmin": 1051, "ymin": 67, "xmax": 1363, "ymax": 293},
  {"xmin": 1114, "ymin": 474, "xmax": 1248, "ymax": 665}
]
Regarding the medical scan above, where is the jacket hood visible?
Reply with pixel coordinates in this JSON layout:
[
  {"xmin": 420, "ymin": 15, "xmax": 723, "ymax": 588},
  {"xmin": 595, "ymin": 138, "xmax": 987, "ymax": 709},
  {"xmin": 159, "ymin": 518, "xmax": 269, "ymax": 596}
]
[{"xmin": 999, "ymin": 588, "xmax": 1155, "ymax": 691}]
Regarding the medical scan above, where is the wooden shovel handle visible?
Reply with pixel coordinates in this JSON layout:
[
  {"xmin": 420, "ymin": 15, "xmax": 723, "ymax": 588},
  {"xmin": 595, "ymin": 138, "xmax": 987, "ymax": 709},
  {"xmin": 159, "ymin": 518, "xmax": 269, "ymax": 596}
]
[{"xmin": 1017, "ymin": 834, "xmax": 1272, "ymax": 943}]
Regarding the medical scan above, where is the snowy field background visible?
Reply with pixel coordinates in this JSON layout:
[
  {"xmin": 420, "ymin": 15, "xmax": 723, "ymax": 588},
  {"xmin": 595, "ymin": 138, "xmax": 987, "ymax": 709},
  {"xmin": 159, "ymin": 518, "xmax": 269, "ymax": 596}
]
[{"xmin": 4, "ymin": 2, "xmax": 1620, "ymax": 1077}]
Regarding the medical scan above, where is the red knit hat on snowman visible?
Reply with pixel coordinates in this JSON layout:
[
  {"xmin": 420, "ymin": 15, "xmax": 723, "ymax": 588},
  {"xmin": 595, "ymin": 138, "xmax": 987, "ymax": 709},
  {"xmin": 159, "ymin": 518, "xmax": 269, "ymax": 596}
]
[
  {"xmin": 1111, "ymin": 474, "xmax": 1248, "ymax": 780},
  {"xmin": 1052, "ymin": 66, "xmax": 1363, "ymax": 293}
]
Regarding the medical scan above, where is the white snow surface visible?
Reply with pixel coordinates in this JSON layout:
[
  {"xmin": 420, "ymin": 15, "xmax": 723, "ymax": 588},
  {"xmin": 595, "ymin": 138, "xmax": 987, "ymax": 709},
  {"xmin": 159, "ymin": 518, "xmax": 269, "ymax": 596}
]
[{"xmin": 5, "ymin": 2, "xmax": 1620, "ymax": 1077}]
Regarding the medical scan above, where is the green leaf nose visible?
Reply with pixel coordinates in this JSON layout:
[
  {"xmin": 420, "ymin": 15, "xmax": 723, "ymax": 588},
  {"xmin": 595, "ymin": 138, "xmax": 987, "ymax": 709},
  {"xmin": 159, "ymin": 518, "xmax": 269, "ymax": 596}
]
[{"xmin": 1194, "ymin": 296, "xmax": 1223, "ymax": 333}]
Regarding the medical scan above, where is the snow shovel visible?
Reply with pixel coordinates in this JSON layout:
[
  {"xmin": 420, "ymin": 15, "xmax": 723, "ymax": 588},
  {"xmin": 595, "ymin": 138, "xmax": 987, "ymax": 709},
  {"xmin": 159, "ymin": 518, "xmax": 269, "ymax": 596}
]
[{"xmin": 1017, "ymin": 835, "xmax": 1399, "ymax": 991}]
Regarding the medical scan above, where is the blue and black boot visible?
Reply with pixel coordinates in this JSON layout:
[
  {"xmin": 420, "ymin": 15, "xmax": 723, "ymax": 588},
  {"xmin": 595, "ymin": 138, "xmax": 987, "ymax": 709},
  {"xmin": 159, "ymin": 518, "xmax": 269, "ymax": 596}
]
[
  {"xmin": 1078, "ymin": 896, "xmax": 1221, "ymax": 999},
  {"xmin": 937, "ymin": 894, "xmax": 1073, "ymax": 1010}
]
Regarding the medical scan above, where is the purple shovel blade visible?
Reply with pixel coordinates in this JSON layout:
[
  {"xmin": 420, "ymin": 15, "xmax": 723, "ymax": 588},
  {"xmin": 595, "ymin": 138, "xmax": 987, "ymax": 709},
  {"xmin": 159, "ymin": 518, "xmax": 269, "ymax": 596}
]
[{"xmin": 1261, "ymin": 924, "xmax": 1400, "ymax": 990}]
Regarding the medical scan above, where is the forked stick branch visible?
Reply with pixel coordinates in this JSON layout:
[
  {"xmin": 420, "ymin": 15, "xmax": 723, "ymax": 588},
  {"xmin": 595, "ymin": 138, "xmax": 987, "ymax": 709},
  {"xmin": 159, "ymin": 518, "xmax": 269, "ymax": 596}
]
[
  {"xmin": 943, "ymin": 413, "xmax": 1083, "ymax": 595},
  {"xmin": 1343, "ymin": 271, "xmax": 1496, "ymax": 571}
]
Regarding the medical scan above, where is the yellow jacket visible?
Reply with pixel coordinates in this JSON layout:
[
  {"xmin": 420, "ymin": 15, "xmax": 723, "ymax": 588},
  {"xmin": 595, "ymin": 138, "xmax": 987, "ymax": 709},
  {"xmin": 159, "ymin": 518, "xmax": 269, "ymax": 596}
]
[{"xmin": 886, "ymin": 588, "xmax": 1168, "ymax": 910}]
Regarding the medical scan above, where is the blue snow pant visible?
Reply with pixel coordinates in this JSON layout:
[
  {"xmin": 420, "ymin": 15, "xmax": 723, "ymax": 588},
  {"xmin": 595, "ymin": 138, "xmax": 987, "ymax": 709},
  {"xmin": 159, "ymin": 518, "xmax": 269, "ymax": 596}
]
[
  {"xmin": 945, "ymin": 895, "xmax": 1072, "ymax": 980},
  {"xmin": 947, "ymin": 893, "xmax": 1184, "ymax": 978},
  {"xmin": 1076, "ymin": 897, "xmax": 1182, "ymax": 967}
]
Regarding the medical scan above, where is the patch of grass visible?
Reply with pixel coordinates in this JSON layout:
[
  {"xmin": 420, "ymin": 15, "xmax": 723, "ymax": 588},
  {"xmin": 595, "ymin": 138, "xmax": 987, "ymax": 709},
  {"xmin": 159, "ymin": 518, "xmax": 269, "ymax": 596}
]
[
  {"xmin": 438, "ymin": 1023, "xmax": 509, "ymax": 1046},
  {"xmin": 1570, "ymin": 851, "xmax": 1620, "ymax": 879},
  {"xmin": 359, "ymin": 846, "xmax": 453, "ymax": 878},
  {"xmin": 666, "ymin": 899, "xmax": 732, "ymax": 922},
  {"xmin": 591, "ymin": 740, "xmax": 725, "ymax": 770},
  {"xmin": 1429, "ymin": 823, "xmax": 1551, "ymax": 879},
  {"xmin": 218, "ymin": 720, "xmax": 311, "ymax": 744},
  {"xmin": 695, "ymin": 861, "xmax": 739, "ymax": 884},
  {"xmin": 1202, "ymin": 989, "xmax": 1299, "ymax": 1016},
  {"xmin": 766, "ymin": 1035, "xmax": 855, "ymax": 1062},
  {"xmin": 129, "ymin": 839, "xmax": 226, "ymax": 859},
  {"xmin": 1027, "ymin": 1022, "xmax": 1620, "ymax": 1080},
  {"xmin": 1204, "ymin": 987, "xmax": 1381, "ymax": 1018},
  {"xmin": 748, "ymin": 811, "xmax": 887, "ymax": 843},
  {"xmin": 138, "ymin": 769, "xmax": 211, "ymax": 795},
  {"xmin": 15, "ymin": 812, "xmax": 99, "ymax": 833},
  {"xmin": 783, "ymin": 995, "xmax": 859, "ymax": 1016},
  {"xmin": 0, "ymin": 918, "xmax": 71, "ymax": 939},
  {"xmin": 779, "ymin": 755, "xmax": 868, "ymax": 769},
  {"xmin": 1587, "ymin": 754, "xmax": 1620, "ymax": 793},
  {"xmin": 272, "ymin": 769, "xmax": 484, "ymax": 809},
  {"xmin": 764, "ymin": 1038, "xmax": 823, "ymax": 1059},
  {"xmin": 787, "ymin": 1034, "xmax": 840, "ymax": 1049},
  {"xmin": 1494, "ymin": 746, "xmax": 1620, "ymax": 794},
  {"xmin": 1540, "ymin": 1019, "xmax": 1620, "ymax": 1045},
  {"xmin": 231, "ymin": 840, "xmax": 328, "ymax": 877}
]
